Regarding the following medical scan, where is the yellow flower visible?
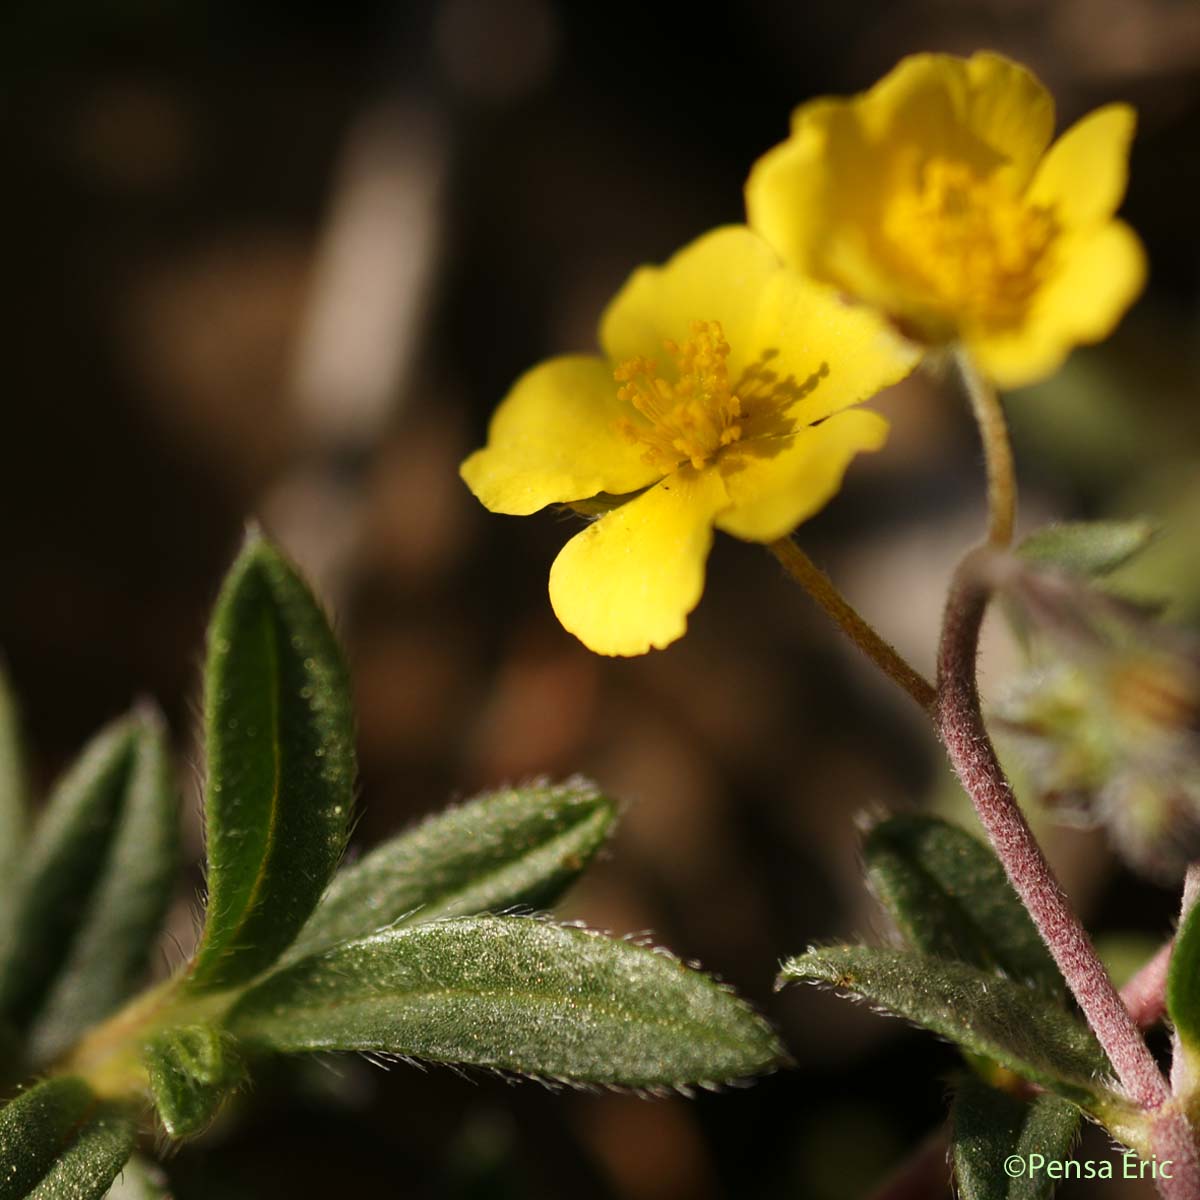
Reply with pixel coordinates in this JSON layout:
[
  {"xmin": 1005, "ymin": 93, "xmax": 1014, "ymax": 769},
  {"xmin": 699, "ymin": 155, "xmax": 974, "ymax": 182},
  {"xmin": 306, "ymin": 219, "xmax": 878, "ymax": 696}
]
[
  {"xmin": 745, "ymin": 51, "xmax": 1146, "ymax": 388},
  {"xmin": 460, "ymin": 226, "xmax": 917, "ymax": 656}
]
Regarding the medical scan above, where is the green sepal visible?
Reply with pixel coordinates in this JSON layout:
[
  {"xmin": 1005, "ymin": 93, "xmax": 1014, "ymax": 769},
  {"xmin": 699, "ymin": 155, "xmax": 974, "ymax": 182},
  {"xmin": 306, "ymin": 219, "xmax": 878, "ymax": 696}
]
[
  {"xmin": 779, "ymin": 947, "xmax": 1127, "ymax": 1116},
  {"xmin": 0, "ymin": 712, "xmax": 173, "ymax": 1035},
  {"xmin": 186, "ymin": 531, "xmax": 356, "ymax": 992},
  {"xmin": 863, "ymin": 814, "xmax": 1063, "ymax": 999},
  {"xmin": 0, "ymin": 661, "xmax": 29, "ymax": 916},
  {"xmin": 1016, "ymin": 520, "xmax": 1155, "ymax": 578},
  {"xmin": 228, "ymin": 916, "xmax": 785, "ymax": 1089},
  {"xmin": 952, "ymin": 1074, "xmax": 1081, "ymax": 1200},
  {"xmin": 0, "ymin": 1076, "xmax": 134, "ymax": 1200},
  {"xmin": 562, "ymin": 492, "xmax": 638, "ymax": 518},
  {"xmin": 143, "ymin": 1024, "xmax": 242, "ymax": 1139},
  {"xmin": 29, "ymin": 707, "xmax": 178, "ymax": 1063},
  {"xmin": 283, "ymin": 779, "xmax": 617, "ymax": 966}
]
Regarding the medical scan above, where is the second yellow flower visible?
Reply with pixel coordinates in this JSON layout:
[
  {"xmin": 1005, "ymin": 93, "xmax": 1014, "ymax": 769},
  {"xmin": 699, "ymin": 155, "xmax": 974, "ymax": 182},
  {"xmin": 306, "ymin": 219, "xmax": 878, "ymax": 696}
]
[{"xmin": 461, "ymin": 227, "xmax": 917, "ymax": 655}]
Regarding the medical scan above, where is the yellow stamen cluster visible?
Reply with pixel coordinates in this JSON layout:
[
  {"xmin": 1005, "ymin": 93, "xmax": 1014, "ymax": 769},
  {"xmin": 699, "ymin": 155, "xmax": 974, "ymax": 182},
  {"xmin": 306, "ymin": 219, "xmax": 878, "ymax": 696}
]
[
  {"xmin": 883, "ymin": 157, "xmax": 1058, "ymax": 333},
  {"xmin": 614, "ymin": 320, "xmax": 744, "ymax": 474}
]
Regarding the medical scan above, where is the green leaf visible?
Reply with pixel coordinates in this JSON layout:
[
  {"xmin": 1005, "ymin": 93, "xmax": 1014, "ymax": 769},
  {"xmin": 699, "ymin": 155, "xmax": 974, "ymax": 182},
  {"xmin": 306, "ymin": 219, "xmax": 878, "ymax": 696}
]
[
  {"xmin": 282, "ymin": 779, "xmax": 617, "ymax": 966},
  {"xmin": 1016, "ymin": 520, "xmax": 1155, "ymax": 578},
  {"xmin": 143, "ymin": 1024, "xmax": 242, "ymax": 1139},
  {"xmin": 29, "ymin": 707, "xmax": 178, "ymax": 1063},
  {"xmin": 0, "ymin": 661, "xmax": 29, "ymax": 914},
  {"xmin": 103, "ymin": 1155, "xmax": 172, "ymax": 1200},
  {"xmin": 952, "ymin": 1074, "xmax": 1081, "ymax": 1200},
  {"xmin": 228, "ymin": 916, "xmax": 784, "ymax": 1089},
  {"xmin": 863, "ymin": 815, "xmax": 1063, "ymax": 999},
  {"xmin": 0, "ymin": 1076, "xmax": 134, "ymax": 1200},
  {"xmin": 0, "ymin": 713, "xmax": 169, "ymax": 1033},
  {"xmin": 186, "ymin": 531, "xmax": 356, "ymax": 992},
  {"xmin": 1167, "ymin": 896, "xmax": 1200, "ymax": 1072},
  {"xmin": 780, "ymin": 947, "xmax": 1125, "ymax": 1114}
]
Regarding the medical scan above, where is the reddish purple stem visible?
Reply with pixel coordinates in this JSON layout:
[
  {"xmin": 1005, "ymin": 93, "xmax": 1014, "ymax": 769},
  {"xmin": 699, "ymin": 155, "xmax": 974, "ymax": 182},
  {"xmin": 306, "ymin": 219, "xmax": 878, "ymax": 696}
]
[
  {"xmin": 1122, "ymin": 940, "xmax": 1174, "ymax": 1032},
  {"xmin": 935, "ymin": 547, "xmax": 1200, "ymax": 1199},
  {"xmin": 936, "ymin": 548, "xmax": 1167, "ymax": 1110}
]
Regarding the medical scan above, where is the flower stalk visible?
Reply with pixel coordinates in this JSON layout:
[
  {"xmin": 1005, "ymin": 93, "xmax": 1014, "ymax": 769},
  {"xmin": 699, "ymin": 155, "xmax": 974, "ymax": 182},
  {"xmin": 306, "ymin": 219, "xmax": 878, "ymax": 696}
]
[
  {"xmin": 936, "ymin": 545, "xmax": 1167, "ymax": 1110},
  {"xmin": 1122, "ymin": 938, "xmax": 1174, "ymax": 1031},
  {"xmin": 958, "ymin": 351, "xmax": 1016, "ymax": 547},
  {"xmin": 768, "ymin": 538, "xmax": 936, "ymax": 712}
]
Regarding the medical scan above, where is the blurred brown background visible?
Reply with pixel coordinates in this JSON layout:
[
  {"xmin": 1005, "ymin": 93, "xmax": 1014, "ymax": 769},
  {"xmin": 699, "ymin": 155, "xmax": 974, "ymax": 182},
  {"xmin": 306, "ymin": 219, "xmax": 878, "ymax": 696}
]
[{"xmin": 3, "ymin": 0, "xmax": 1200, "ymax": 1196}]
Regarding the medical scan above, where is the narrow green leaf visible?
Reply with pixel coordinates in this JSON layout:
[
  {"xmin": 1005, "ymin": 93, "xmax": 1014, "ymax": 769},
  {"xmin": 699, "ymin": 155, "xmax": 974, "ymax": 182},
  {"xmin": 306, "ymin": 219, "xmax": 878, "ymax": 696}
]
[
  {"xmin": 780, "ymin": 947, "xmax": 1125, "ymax": 1113},
  {"xmin": 1016, "ymin": 520, "xmax": 1155, "ymax": 578},
  {"xmin": 283, "ymin": 779, "xmax": 617, "ymax": 966},
  {"xmin": 952, "ymin": 1074, "xmax": 1081, "ymax": 1200},
  {"xmin": 187, "ymin": 531, "xmax": 356, "ymax": 992},
  {"xmin": 104, "ymin": 1155, "xmax": 172, "ymax": 1200},
  {"xmin": 0, "ymin": 716, "xmax": 154, "ymax": 1031},
  {"xmin": 29, "ymin": 707, "xmax": 178, "ymax": 1063},
  {"xmin": 863, "ymin": 815, "xmax": 1063, "ymax": 999},
  {"xmin": 1167, "ymin": 897, "xmax": 1200, "ymax": 1071},
  {"xmin": 0, "ymin": 1076, "xmax": 134, "ymax": 1200},
  {"xmin": 143, "ymin": 1025, "xmax": 242, "ymax": 1138},
  {"xmin": 228, "ymin": 916, "xmax": 784, "ymax": 1088},
  {"xmin": 0, "ymin": 661, "xmax": 29, "ymax": 914}
]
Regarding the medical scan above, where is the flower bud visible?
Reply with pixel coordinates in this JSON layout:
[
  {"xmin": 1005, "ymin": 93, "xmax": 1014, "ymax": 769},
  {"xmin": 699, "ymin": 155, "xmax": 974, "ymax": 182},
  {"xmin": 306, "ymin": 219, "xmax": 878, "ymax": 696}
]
[{"xmin": 996, "ymin": 569, "xmax": 1200, "ymax": 882}]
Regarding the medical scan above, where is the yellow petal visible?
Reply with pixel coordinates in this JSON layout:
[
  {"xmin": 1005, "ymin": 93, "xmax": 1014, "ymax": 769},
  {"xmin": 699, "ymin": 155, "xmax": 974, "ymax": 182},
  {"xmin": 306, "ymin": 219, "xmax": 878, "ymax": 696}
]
[
  {"xmin": 746, "ymin": 54, "xmax": 1054, "ymax": 319},
  {"xmin": 852, "ymin": 53, "xmax": 966, "ymax": 153},
  {"xmin": 460, "ymin": 355, "xmax": 659, "ymax": 515},
  {"xmin": 548, "ymin": 467, "xmax": 729, "ymax": 656},
  {"xmin": 745, "ymin": 100, "xmax": 850, "ymax": 276},
  {"xmin": 962, "ymin": 52, "xmax": 1055, "ymax": 183},
  {"xmin": 1028, "ymin": 104, "xmax": 1136, "ymax": 228},
  {"xmin": 600, "ymin": 225, "xmax": 918, "ymax": 432},
  {"xmin": 857, "ymin": 52, "xmax": 1053, "ymax": 178},
  {"xmin": 716, "ymin": 409, "xmax": 889, "ymax": 543},
  {"xmin": 1037, "ymin": 220, "xmax": 1147, "ymax": 340},
  {"xmin": 749, "ymin": 272, "xmax": 919, "ymax": 427},
  {"xmin": 747, "ymin": 123, "xmax": 922, "ymax": 330},
  {"xmin": 968, "ymin": 220, "xmax": 1146, "ymax": 388},
  {"xmin": 599, "ymin": 226, "xmax": 775, "ymax": 370}
]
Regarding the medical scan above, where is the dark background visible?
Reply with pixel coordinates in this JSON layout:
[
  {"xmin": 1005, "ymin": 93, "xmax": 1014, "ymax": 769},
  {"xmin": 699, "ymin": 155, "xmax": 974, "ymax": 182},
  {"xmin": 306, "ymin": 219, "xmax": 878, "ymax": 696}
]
[{"xmin": 3, "ymin": 1, "xmax": 1200, "ymax": 1196}]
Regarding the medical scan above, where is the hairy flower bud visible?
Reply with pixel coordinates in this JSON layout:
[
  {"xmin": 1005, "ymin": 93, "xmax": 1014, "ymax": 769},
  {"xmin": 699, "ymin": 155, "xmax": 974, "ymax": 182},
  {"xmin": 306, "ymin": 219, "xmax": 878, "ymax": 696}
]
[{"xmin": 996, "ymin": 569, "xmax": 1200, "ymax": 882}]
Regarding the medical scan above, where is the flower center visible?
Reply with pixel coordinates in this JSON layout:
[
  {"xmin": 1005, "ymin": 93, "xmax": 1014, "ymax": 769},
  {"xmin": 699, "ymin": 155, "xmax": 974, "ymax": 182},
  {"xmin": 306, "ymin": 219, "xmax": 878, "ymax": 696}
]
[
  {"xmin": 614, "ymin": 320, "xmax": 744, "ymax": 474},
  {"xmin": 883, "ymin": 156, "xmax": 1058, "ymax": 334}
]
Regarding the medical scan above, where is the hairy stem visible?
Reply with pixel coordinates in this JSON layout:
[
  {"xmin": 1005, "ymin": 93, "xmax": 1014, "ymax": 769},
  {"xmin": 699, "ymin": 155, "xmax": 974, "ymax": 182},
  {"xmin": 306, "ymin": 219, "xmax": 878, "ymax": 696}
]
[
  {"xmin": 1122, "ymin": 939, "xmax": 1174, "ymax": 1031},
  {"xmin": 768, "ymin": 538, "xmax": 935, "ymax": 712},
  {"xmin": 936, "ymin": 545, "xmax": 1167, "ymax": 1110},
  {"xmin": 54, "ymin": 975, "xmax": 233, "ymax": 1099},
  {"xmin": 958, "ymin": 351, "xmax": 1016, "ymax": 547},
  {"xmin": 1149, "ymin": 1105, "xmax": 1200, "ymax": 1200}
]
